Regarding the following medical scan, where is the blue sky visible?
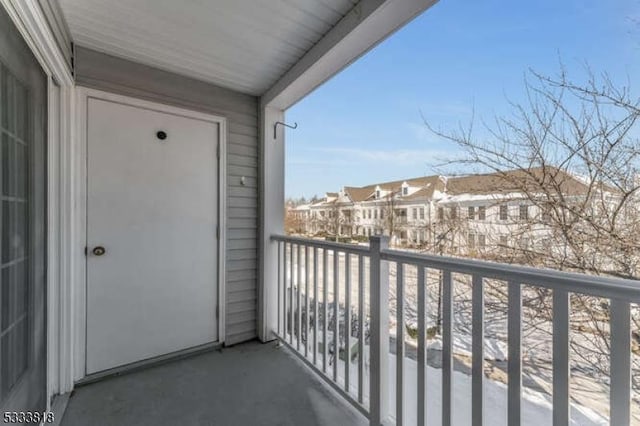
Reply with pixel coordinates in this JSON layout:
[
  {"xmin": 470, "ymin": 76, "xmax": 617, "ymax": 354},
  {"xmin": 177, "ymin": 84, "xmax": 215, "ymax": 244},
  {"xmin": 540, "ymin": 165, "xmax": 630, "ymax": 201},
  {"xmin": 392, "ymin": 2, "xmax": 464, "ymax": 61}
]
[{"xmin": 285, "ymin": 0, "xmax": 640, "ymax": 199}]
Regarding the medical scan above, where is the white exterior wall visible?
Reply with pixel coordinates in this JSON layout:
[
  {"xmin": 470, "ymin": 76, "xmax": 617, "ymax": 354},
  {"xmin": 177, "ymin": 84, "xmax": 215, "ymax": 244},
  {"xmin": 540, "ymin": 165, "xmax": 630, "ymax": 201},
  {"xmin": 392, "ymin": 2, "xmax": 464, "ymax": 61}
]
[{"xmin": 435, "ymin": 197, "xmax": 556, "ymax": 256}]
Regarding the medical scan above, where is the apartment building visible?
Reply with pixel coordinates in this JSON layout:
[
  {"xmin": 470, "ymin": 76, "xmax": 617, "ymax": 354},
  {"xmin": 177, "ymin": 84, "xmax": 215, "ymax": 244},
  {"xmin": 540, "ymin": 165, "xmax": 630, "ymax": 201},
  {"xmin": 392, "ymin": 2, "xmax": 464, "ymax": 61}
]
[{"xmin": 293, "ymin": 167, "xmax": 602, "ymax": 254}]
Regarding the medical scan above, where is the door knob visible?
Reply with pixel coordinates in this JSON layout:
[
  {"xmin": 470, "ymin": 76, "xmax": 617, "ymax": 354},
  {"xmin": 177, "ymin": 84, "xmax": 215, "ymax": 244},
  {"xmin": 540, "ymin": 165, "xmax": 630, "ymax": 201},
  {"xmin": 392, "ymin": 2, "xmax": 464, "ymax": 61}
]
[{"xmin": 92, "ymin": 246, "xmax": 106, "ymax": 256}]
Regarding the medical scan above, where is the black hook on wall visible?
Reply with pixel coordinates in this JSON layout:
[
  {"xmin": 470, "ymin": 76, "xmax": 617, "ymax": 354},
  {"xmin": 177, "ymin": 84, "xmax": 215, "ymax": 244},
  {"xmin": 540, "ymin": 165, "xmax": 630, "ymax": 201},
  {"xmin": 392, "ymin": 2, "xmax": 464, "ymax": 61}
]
[{"xmin": 273, "ymin": 121, "xmax": 298, "ymax": 139}]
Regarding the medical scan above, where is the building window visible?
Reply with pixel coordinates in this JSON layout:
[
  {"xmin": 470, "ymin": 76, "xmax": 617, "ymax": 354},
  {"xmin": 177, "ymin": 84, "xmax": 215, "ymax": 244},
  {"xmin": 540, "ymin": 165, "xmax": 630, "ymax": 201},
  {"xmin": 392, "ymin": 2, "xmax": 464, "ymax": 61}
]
[
  {"xmin": 499, "ymin": 235, "xmax": 508, "ymax": 246},
  {"xmin": 402, "ymin": 187, "xmax": 408, "ymax": 195},
  {"xmin": 413, "ymin": 208, "xmax": 418, "ymax": 219},
  {"xmin": 499, "ymin": 205, "xmax": 508, "ymax": 221},
  {"xmin": 419, "ymin": 208, "xmax": 425, "ymax": 219},
  {"xmin": 380, "ymin": 209, "xmax": 384, "ymax": 219},
  {"xmin": 478, "ymin": 206, "xmax": 486, "ymax": 220},
  {"xmin": 376, "ymin": 190, "xmax": 380, "ymax": 198},
  {"xmin": 468, "ymin": 206, "xmax": 475, "ymax": 219},
  {"xmin": 449, "ymin": 206, "xmax": 458, "ymax": 220},
  {"xmin": 438, "ymin": 207, "xmax": 444, "ymax": 221},
  {"xmin": 478, "ymin": 234, "xmax": 486, "ymax": 248},
  {"xmin": 519, "ymin": 205, "xmax": 529, "ymax": 221},
  {"xmin": 374, "ymin": 209, "xmax": 378, "ymax": 219},
  {"xmin": 468, "ymin": 233, "xmax": 476, "ymax": 249}
]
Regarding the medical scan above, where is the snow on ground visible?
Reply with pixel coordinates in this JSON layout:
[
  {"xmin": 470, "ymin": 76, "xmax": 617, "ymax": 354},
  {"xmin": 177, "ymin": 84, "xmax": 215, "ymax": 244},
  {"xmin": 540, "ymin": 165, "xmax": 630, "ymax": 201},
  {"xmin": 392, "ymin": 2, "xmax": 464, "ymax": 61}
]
[
  {"xmin": 385, "ymin": 354, "xmax": 608, "ymax": 426},
  {"xmin": 307, "ymin": 338, "xmax": 608, "ymax": 426},
  {"xmin": 426, "ymin": 334, "xmax": 508, "ymax": 362}
]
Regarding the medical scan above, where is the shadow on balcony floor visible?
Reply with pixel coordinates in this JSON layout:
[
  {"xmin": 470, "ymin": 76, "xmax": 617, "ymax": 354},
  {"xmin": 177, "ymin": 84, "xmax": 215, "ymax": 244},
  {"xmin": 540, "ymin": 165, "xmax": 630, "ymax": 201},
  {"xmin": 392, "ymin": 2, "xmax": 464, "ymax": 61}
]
[{"xmin": 60, "ymin": 341, "xmax": 366, "ymax": 426}]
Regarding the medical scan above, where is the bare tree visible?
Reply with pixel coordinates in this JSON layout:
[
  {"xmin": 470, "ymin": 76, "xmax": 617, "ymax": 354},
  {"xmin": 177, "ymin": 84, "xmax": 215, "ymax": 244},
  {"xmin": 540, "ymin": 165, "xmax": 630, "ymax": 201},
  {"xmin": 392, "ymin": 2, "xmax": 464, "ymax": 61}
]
[
  {"xmin": 318, "ymin": 201, "xmax": 344, "ymax": 240},
  {"xmin": 416, "ymin": 202, "xmax": 473, "ymax": 333},
  {"xmin": 424, "ymin": 66, "xmax": 640, "ymax": 411},
  {"xmin": 285, "ymin": 207, "xmax": 305, "ymax": 235},
  {"xmin": 376, "ymin": 187, "xmax": 405, "ymax": 244},
  {"xmin": 421, "ymin": 202, "xmax": 473, "ymax": 256},
  {"xmin": 426, "ymin": 66, "xmax": 640, "ymax": 279}
]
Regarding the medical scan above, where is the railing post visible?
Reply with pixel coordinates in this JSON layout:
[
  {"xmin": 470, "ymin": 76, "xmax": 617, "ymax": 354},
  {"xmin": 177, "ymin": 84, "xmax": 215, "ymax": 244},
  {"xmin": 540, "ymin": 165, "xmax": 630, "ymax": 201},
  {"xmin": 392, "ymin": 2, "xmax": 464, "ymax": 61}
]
[
  {"xmin": 553, "ymin": 289, "xmax": 570, "ymax": 426},
  {"xmin": 369, "ymin": 236, "xmax": 389, "ymax": 426},
  {"xmin": 610, "ymin": 298, "xmax": 631, "ymax": 426}
]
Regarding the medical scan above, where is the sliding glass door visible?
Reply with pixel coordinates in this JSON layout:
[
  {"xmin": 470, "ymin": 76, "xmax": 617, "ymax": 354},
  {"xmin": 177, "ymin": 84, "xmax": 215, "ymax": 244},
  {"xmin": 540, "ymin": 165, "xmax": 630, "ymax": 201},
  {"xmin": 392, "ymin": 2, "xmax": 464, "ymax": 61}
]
[{"xmin": 0, "ymin": 3, "xmax": 47, "ymax": 418}]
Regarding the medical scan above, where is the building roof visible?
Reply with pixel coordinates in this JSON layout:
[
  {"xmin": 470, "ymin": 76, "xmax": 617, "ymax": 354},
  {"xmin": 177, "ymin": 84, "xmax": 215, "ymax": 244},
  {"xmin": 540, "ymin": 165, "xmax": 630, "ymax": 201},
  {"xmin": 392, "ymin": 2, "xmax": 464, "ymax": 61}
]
[
  {"xmin": 311, "ymin": 166, "xmax": 607, "ymax": 208},
  {"xmin": 444, "ymin": 167, "xmax": 594, "ymax": 197},
  {"xmin": 343, "ymin": 175, "xmax": 444, "ymax": 202}
]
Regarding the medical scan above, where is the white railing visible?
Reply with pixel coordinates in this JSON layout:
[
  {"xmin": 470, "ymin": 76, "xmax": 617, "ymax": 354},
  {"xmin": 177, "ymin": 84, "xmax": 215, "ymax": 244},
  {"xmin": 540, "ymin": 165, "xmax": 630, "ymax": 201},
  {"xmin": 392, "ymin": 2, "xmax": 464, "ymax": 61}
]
[{"xmin": 271, "ymin": 235, "xmax": 640, "ymax": 426}]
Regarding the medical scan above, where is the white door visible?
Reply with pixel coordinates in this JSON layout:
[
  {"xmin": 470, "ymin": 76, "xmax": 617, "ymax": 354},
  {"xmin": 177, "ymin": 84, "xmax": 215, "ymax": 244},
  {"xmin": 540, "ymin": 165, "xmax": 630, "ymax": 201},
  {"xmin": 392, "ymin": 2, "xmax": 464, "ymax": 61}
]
[{"xmin": 86, "ymin": 94, "xmax": 220, "ymax": 374}]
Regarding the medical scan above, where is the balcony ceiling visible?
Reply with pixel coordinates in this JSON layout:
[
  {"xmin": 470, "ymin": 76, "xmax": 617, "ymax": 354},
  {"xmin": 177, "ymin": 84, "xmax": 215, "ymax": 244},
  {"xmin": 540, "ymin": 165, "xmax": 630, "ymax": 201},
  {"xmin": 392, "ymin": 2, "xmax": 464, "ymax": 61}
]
[{"xmin": 58, "ymin": 0, "xmax": 358, "ymax": 96}]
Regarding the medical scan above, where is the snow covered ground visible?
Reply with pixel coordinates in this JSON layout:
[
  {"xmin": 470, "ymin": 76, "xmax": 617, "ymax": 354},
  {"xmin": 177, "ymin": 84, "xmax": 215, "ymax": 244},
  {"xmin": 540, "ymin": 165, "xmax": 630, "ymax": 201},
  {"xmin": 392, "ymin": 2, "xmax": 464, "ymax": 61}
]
[
  {"xmin": 386, "ymin": 354, "xmax": 608, "ymax": 426},
  {"xmin": 299, "ymin": 334, "xmax": 608, "ymax": 426},
  {"xmin": 308, "ymin": 345, "xmax": 609, "ymax": 426}
]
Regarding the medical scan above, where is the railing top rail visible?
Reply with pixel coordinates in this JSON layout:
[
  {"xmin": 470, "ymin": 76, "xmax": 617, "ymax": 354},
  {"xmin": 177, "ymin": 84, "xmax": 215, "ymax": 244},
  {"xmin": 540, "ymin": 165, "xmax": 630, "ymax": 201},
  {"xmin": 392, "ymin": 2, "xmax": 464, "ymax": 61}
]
[
  {"xmin": 381, "ymin": 248, "xmax": 640, "ymax": 301},
  {"xmin": 271, "ymin": 234, "xmax": 370, "ymax": 255},
  {"xmin": 271, "ymin": 234, "xmax": 640, "ymax": 300}
]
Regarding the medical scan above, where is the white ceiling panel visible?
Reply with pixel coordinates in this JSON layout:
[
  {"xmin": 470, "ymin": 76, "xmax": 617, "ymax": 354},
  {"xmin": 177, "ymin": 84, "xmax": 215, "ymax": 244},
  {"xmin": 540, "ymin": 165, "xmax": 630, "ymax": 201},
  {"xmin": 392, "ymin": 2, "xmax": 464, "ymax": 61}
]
[{"xmin": 59, "ymin": 0, "xmax": 358, "ymax": 95}]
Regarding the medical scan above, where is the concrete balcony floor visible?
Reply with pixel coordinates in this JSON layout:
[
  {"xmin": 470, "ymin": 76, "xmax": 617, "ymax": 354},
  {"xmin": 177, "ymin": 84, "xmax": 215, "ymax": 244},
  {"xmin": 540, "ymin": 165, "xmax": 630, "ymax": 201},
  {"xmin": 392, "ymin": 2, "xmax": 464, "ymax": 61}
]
[{"xmin": 60, "ymin": 341, "xmax": 366, "ymax": 426}]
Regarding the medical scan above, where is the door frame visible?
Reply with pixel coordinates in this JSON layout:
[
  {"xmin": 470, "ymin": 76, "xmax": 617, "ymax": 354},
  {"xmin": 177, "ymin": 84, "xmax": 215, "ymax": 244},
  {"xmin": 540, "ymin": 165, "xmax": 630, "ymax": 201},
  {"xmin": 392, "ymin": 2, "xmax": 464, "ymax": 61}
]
[
  {"xmin": 75, "ymin": 87, "xmax": 227, "ymax": 378},
  {"xmin": 0, "ymin": 0, "xmax": 75, "ymax": 410}
]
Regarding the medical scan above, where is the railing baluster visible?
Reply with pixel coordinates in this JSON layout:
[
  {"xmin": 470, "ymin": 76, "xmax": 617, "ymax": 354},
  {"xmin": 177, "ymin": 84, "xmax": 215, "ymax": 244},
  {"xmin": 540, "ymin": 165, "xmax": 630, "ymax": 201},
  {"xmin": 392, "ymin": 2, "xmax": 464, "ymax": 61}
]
[
  {"xmin": 472, "ymin": 274, "xmax": 484, "ymax": 426},
  {"xmin": 442, "ymin": 269, "xmax": 453, "ymax": 426},
  {"xmin": 277, "ymin": 241, "xmax": 282, "ymax": 336},
  {"xmin": 333, "ymin": 250, "xmax": 339, "ymax": 382},
  {"xmin": 289, "ymin": 243, "xmax": 294, "ymax": 345},
  {"xmin": 396, "ymin": 263, "xmax": 405, "ymax": 426},
  {"xmin": 323, "ymin": 248, "xmax": 329, "ymax": 374},
  {"xmin": 417, "ymin": 266, "xmax": 426, "ymax": 426},
  {"xmin": 358, "ymin": 254, "xmax": 365, "ymax": 404},
  {"xmin": 508, "ymin": 281, "xmax": 522, "ymax": 426},
  {"xmin": 282, "ymin": 242, "xmax": 287, "ymax": 339},
  {"xmin": 553, "ymin": 289, "xmax": 570, "ymax": 426},
  {"xmin": 305, "ymin": 245, "xmax": 310, "ymax": 358},
  {"xmin": 610, "ymin": 299, "xmax": 630, "ymax": 426},
  {"xmin": 297, "ymin": 244, "xmax": 302, "ymax": 351},
  {"xmin": 313, "ymin": 247, "xmax": 319, "ymax": 366},
  {"xmin": 345, "ymin": 254, "xmax": 352, "ymax": 394},
  {"xmin": 417, "ymin": 266, "xmax": 427, "ymax": 426}
]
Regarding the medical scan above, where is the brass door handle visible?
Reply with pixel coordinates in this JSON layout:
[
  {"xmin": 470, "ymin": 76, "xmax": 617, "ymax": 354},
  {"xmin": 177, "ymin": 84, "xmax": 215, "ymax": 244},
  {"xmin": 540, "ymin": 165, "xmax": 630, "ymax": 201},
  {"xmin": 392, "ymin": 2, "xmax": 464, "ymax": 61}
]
[{"xmin": 92, "ymin": 246, "xmax": 106, "ymax": 256}]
